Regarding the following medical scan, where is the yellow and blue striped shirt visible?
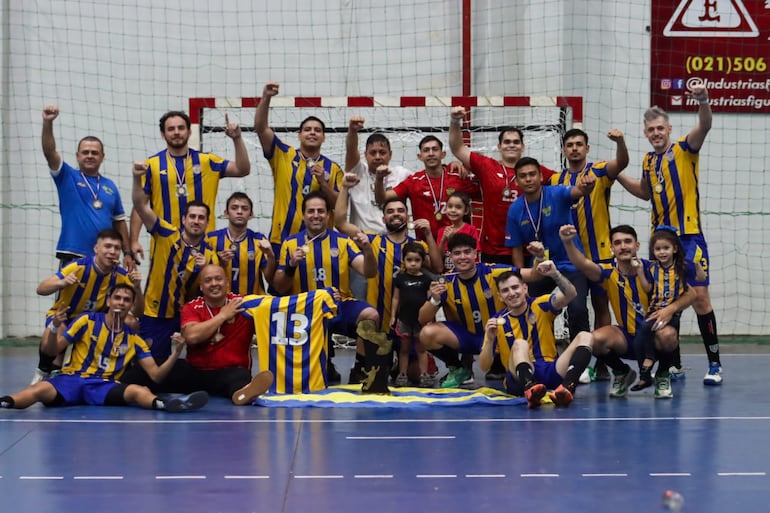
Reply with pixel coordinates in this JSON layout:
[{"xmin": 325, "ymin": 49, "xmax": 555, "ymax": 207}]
[
  {"xmin": 598, "ymin": 262, "xmax": 650, "ymax": 337},
  {"xmin": 207, "ymin": 228, "xmax": 271, "ymax": 295},
  {"xmin": 143, "ymin": 149, "xmax": 228, "ymax": 233},
  {"xmin": 242, "ymin": 290, "xmax": 337, "ymax": 394},
  {"xmin": 144, "ymin": 218, "xmax": 218, "ymax": 319},
  {"xmin": 551, "ymin": 162, "xmax": 614, "ymax": 261},
  {"xmin": 642, "ymin": 136, "xmax": 702, "ymax": 236},
  {"xmin": 265, "ymin": 135, "xmax": 343, "ymax": 245},
  {"xmin": 62, "ymin": 312, "xmax": 151, "ymax": 380},
  {"xmin": 46, "ymin": 257, "xmax": 132, "ymax": 320},
  {"xmin": 441, "ymin": 263, "xmax": 514, "ymax": 335},
  {"xmin": 493, "ymin": 294, "xmax": 560, "ymax": 367},
  {"xmin": 278, "ymin": 230, "xmax": 361, "ymax": 298}
]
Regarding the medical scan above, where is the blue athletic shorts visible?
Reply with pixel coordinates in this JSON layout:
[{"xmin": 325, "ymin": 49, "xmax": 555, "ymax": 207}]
[
  {"xmin": 47, "ymin": 374, "xmax": 123, "ymax": 406},
  {"xmin": 680, "ymin": 233, "xmax": 710, "ymax": 286},
  {"xmin": 443, "ymin": 321, "xmax": 484, "ymax": 354}
]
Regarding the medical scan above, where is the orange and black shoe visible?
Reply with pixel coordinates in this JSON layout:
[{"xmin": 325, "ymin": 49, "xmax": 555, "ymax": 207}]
[
  {"xmin": 549, "ymin": 384, "xmax": 574, "ymax": 408},
  {"xmin": 524, "ymin": 383, "xmax": 546, "ymax": 409}
]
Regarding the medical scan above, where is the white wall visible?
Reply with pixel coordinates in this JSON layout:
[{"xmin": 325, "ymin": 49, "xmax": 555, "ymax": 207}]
[{"xmin": 1, "ymin": 0, "xmax": 767, "ymax": 337}]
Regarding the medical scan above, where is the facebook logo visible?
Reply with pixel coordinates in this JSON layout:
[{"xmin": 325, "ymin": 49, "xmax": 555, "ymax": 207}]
[{"xmin": 673, "ymin": 79, "xmax": 685, "ymax": 90}]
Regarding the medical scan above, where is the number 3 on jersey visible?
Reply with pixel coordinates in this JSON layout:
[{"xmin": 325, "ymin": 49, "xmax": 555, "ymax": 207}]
[{"xmin": 270, "ymin": 311, "xmax": 309, "ymax": 346}]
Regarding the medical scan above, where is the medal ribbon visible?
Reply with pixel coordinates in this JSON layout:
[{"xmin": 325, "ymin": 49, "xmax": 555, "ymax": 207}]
[
  {"xmin": 80, "ymin": 171, "xmax": 101, "ymax": 205},
  {"xmin": 426, "ymin": 169, "xmax": 445, "ymax": 213},
  {"xmin": 523, "ymin": 192, "xmax": 544, "ymax": 241}
]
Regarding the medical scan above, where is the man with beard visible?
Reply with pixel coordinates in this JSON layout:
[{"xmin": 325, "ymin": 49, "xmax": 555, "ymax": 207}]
[
  {"xmin": 335, "ymin": 173, "xmax": 442, "ymax": 383},
  {"xmin": 374, "ymin": 136, "xmax": 479, "ymax": 242},
  {"xmin": 121, "ymin": 162, "xmax": 218, "ymax": 391},
  {"xmin": 206, "ymin": 192, "xmax": 276, "ymax": 295},
  {"xmin": 129, "ymin": 110, "xmax": 250, "ymax": 263},
  {"xmin": 274, "ymin": 191, "xmax": 391, "ymax": 391}
]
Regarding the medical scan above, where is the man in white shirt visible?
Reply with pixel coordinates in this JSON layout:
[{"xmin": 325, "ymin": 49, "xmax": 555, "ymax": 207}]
[{"xmin": 344, "ymin": 116, "xmax": 412, "ymax": 299}]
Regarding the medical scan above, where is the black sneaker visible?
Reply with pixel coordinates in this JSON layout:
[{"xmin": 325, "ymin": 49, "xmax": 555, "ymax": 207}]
[{"xmin": 164, "ymin": 391, "xmax": 208, "ymax": 413}]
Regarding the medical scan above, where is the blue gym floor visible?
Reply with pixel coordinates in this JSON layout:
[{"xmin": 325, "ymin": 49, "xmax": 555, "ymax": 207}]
[{"xmin": 1, "ymin": 345, "xmax": 769, "ymax": 513}]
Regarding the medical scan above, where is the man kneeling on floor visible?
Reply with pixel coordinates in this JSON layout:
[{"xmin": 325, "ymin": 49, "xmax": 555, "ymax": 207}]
[
  {"xmin": 0, "ymin": 284, "xmax": 206, "ymax": 413},
  {"xmin": 479, "ymin": 265, "xmax": 593, "ymax": 408}
]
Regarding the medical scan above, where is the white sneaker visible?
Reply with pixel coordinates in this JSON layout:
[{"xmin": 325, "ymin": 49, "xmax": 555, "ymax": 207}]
[
  {"xmin": 579, "ymin": 367, "xmax": 592, "ymax": 384},
  {"xmin": 703, "ymin": 362, "xmax": 722, "ymax": 386},
  {"xmin": 29, "ymin": 368, "xmax": 49, "ymax": 386}
]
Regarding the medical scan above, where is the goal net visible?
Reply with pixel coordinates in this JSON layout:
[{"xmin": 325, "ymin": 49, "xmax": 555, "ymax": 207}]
[{"xmin": 189, "ymin": 96, "xmax": 581, "ymax": 235}]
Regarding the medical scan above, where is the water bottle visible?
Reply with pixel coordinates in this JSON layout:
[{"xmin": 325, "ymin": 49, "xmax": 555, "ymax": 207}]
[{"xmin": 662, "ymin": 490, "xmax": 684, "ymax": 511}]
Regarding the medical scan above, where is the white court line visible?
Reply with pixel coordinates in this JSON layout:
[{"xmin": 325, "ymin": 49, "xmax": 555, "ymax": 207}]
[
  {"xmin": 19, "ymin": 476, "xmax": 64, "ymax": 480},
  {"xmin": 581, "ymin": 473, "xmax": 628, "ymax": 477},
  {"xmin": 649, "ymin": 472, "xmax": 691, "ymax": 477},
  {"xmin": 73, "ymin": 476, "xmax": 124, "ymax": 480},
  {"xmin": 155, "ymin": 475, "xmax": 207, "ymax": 480},
  {"xmin": 224, "ymin": 475, "xmax": 270, "ymax": 479},
  {"xmin": 416, "ymin": 474, "xmax": 457, "ymax": 478},
  {"xmin": 294, "ymin": 475, "xmax": 344, "ymax": 479},
  {"xmin": 346, "ymin": 435, "xmax": 455, "ymax": 440},
  {"xmin": 465, "ymin": 474, "xmax": 506, "ymax": 478},
  {"xmin": 354, "ymin": 474, "xmax": 394, "ymax": 479},
  {"xmin": 717, "ymin": 472, "xmax": 766, "ymax": 476},
  {"xmin": 5, "ymin": 415, "xmax": 770, "ymax": 425},
  {"xmin": 521, "ymin": 473, "xmax": 559, "ymax": 478}
]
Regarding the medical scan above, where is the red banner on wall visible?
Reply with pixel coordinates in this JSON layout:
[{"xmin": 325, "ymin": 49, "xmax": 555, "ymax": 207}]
[{"xmin": 651, "ymin": 0, "xmax": 770, "ymax": 113}]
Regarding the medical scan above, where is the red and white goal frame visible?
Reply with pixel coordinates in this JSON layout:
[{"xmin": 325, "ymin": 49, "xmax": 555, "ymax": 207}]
[{"xmin": 188, "ymin": 95, "xmax": 583, "ymax": 149}]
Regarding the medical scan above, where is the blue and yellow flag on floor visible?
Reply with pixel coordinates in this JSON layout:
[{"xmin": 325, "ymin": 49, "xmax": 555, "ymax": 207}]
[{"xmin": 254, "ymin": 385, "xmax": 527, "ymax": 408}]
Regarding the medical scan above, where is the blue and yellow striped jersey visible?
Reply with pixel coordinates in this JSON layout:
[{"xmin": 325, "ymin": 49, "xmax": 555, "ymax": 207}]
[
  {"xmin": 598, "ymin": 262, "xmax": 650, "ymax": 337},
  {"xmin": 264, "ymin": 135, "xmax": 343, "ymax": 245},
  {"xmin": 46, "ymin": 256, "xmax": 133, "ymax": 319},
  {"xmin": 441, "ymin": 263, "xmax": 515, "ymax": 335},
  {"xmin": 550, "ymin": 162, "xmax": 614, "ymax": 261},
  {"xmin": 62, "ymin": 312, "xmax": 152, "ymax": 380},
  {"xmin": 365, "ymin": 233, "xmax": 428, "ymax": 331},
  {"xmin": 206, "ymin": 228, "xmax": 271, "ymax": 295},
  {"xmin": 142, "ymin": 149, "xmax": 228, "ymax": 233},
  {"xmin": 242, "ymin": 290, "xmax": 337, "ymax": 394},
  {"xmin": 648, "ymin": 261, "xmax": 696, "ymax": 313},
  {"xmin": 144, "ymin": 218, "xmax": 218, "ymax": 319},
  {"xmin": 278, "ymin": 230, "xmax": 361, "ymax": 298},
  {"xmin": 493, "ymin": 294, "xmax": 561, "ymax": 367},
  {"xmin": 642, "ymin": 136, "xmax": 702, "ymax": 236}
]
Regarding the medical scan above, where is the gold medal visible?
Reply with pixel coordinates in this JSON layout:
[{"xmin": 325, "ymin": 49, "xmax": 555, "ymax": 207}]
[
  {"xmin": 502, "ymin": 188, "xmax": 511, "ymax": 199},
  {"xmin": 229, "ymin": 242, "xmax": 238, "ymax": 250},
  {"xmin": 496, "ymin": 317, "xmax": 506, "ymax": 326},
  {"xmin": 654, "ymin": 183, "xmax": 664, "ymax": 194},
  {"xmin": 212, "ymin": 332, "xmax": 224, "ymax": 343},
  {"xmin": 407, "ymin": 222, "xmax": 415, "ymax": 230},
  {"xmin": 435, "ymin": 212, "xmax": 443, "ymax": 221},
  {"xmin": 306, "ymin": 159, "xmax": 316, "ymax": 169},
  {"xmin": 176, "ymin": 184, "xmax": 187, "ymax": 196},
  {"xmin": 300, "ymin": 244, "xmax": 310, "ymax": 253},
  {"xmin": 92, "ymin": 199, "xmax": 103, "ymax": 209},
  {"xmin": 438, "ymin": 276, "xmax": 446, "ymax": 284}
]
